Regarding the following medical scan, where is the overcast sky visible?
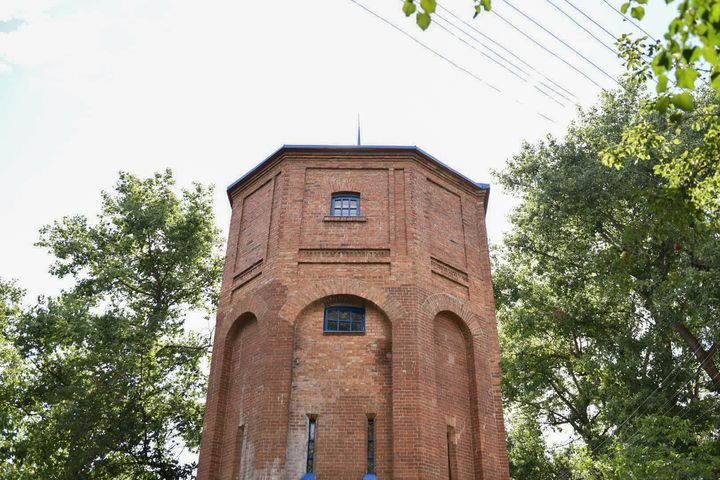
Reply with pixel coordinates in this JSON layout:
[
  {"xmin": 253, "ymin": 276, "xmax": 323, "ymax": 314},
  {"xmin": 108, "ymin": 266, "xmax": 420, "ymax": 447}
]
[{"xmin": 1, "ymin": 0, "xmax": 675, "ymax": 304}]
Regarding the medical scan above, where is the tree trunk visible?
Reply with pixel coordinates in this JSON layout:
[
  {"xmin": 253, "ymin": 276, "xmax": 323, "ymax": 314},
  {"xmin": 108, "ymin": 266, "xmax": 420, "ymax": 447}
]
[{"xmin": 672, "ymin": 321, "xmax": 720, "ymax": 392}]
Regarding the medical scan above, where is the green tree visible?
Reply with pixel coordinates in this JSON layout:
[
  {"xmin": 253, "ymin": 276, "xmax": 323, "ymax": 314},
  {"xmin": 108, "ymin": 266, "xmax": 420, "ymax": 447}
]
[
  {"xmin": 603, "ymin": 88, "xmax": 720, "ymax": 224},
  {"xmin": 1, "ymin": 171, "xmax": 223, "ymax": 479},
  {"xmin": 506, "ymin": 408, "xmax": 560, "ymax": 480},
  {"xmin": 494, "ymin": 86, "xmax": 720, "ymax": 476},
  {"xmin": 0, "ymin": 279, "xmax": 32, "ymax": 479}
]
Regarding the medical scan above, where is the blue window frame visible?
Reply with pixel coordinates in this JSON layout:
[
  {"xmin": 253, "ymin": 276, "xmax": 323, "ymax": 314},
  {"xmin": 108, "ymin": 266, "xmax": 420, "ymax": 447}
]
[
  {"xmin": 324, "ymin": 306, "xmax": 365, "ymax": 333},
  {"xmin": 331, "ymin": 193, "xmax": 360, "ymax": 217}
]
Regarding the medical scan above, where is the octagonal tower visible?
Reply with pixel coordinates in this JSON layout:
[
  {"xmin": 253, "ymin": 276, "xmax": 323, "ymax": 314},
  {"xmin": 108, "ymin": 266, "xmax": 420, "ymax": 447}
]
[{"xmin": 197, "ymin": 146, "xmax": 510, "ymax": 480}]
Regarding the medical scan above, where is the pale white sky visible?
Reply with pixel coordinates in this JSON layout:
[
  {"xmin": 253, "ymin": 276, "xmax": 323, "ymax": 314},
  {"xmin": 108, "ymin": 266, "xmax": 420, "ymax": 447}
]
[
  {"xmin": 0, "ymin": 0, "xmax": 676, "ymax": 461},
  {"xmin": 0, "ymin": 0, "xmax": 675, "ymax": 303}
]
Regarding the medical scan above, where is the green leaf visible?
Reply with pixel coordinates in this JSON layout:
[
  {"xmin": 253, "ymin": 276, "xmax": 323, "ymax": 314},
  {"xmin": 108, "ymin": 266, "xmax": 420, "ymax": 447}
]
[
  {"xmin": 656, "ymin": 74, "xmax": 668, "ymax": 93},
  {"xmin": 655, "ymin": 95, "xmax": 671, "ymax": 113},
  {"xmin": 712, "ymin": 70, "xmax": 720, "ymax": 91},
  {"xmin": 631, "ymin": 6, "xmax": 645, "ymax": 20},
  {"xmin": 481, "ymin": 0, "xmax": 492, "ymax": 11},
  {"xmin": 417, "ymin": 11, "xmax": 431, "ymax": 30},
  {"xmin": 671, "ymin": 92, "xmax": 694, "ymax": 111},
  {"xmin": 681, "ymin": 46, "xmax": 700, "ymax": 64},
  {"xmin": 621, "ymin": 2, "xmax": 630, "ymax": 14},
  {"xmin": 402, "ymin": 0, "xmax": 416, "ymax": 17},
  {"xmin": 420, "ymin": 0, "xmax": 436, "ymax": 13},
  {"xmin": 702, "ymin": 45, "xmax": 718, "ymax": 64},
  {"xmin": 652, "ymin": 51, "xmax": 671, "ymax": 75},
  {"xmin": 676, "ymin": 67, "xmax": 699, "ymax": 89}
]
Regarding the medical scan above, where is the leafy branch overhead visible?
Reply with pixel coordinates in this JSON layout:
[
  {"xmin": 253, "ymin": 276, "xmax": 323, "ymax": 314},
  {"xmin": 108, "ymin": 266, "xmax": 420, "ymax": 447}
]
[{"xmin": 401, "ymin": 0, "xmax": 720, "ymax": 114}]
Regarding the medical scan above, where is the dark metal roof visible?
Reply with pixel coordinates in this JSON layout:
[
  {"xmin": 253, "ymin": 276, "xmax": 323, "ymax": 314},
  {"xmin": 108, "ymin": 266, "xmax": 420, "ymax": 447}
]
[{"xmin": 227, "ymin": 144, "xmax": 490, "ymax": 196}]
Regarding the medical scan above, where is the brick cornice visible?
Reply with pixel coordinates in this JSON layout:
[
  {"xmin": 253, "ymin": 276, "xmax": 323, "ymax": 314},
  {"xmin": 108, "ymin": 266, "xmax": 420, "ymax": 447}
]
[{"xmin": 226, "ymin": 146, "xmax": 490, "ymax": 208}]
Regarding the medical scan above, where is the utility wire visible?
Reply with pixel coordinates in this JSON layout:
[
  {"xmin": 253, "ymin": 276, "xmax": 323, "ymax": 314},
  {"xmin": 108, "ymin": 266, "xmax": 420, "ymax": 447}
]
[
  {"xmin": 542, "ymin": 0, "xmax": 618, "ymax": 55},
  {"xmin": 348, "ymin": 0, "xmax": 499, "ymax": 93},
  {"xmin": 437, "ymin": 4, "xmax": 579, "ymax": 102},
  {"xmin": 347, "ymin": 0, "xmax": 558, "ymax": 123},
  {"xmin": 620, "ymin": 346, "xmax": 719, "ymax": 450},
  {"xmin": 593, "ymin": 341, "xmax": 711, "ymax": 453},
  {"xmin": 559, "ymin": 0, "xmax": 618, "ymax": 41},
  {"xmin": 431, "ymin": 15, "xmax": 529, "ymax": 83},
  {"xmin": 431, "ymin": 12, "xmax": 570, "ymax": 107},
  {"xmin": 491, "ymin": 8, "xmax": 605, "ymax": 89},
  {"xmin": 555, "ymin": 0, "xmax": 657, "ymax": 85},
  {"xmin": 502, "ymin": 0, "xmax": 623, "ymax": 87},
  {"xmin": 601, "ymin": 0, "xmax": 658, "ymax": 42}
]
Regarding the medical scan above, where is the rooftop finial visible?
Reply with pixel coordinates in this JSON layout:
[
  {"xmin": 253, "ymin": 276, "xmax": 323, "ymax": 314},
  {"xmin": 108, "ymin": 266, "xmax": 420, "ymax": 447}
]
[{"xmin": 357, "ymin": 114, "xmax": 361, "ymax": 146}]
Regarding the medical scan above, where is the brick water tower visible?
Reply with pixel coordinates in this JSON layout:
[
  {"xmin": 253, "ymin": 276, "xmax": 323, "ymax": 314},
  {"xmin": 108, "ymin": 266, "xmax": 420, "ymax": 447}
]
[{"xmin": 197, "ymin": 146, "xmax": 510, "ymax": 480}]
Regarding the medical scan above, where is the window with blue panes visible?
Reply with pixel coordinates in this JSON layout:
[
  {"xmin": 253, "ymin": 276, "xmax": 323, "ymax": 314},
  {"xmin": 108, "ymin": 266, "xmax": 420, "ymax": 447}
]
[
  {"xmin": 324, "ymin": 306, "xmax": 365, "ymax": 333},
  {"xmin": 331, "ymin": 193, "xmax": 360, "ymax": 217}
]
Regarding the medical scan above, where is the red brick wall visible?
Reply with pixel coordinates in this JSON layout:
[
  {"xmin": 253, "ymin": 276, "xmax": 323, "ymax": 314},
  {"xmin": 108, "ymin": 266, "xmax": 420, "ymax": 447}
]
[
  {"xmin": 285, "ymin": 297, "xmax": 392, "ymax": 479},
  {"xmin": 197, "ymin": 148, "xmax": 509, "ymax": 480},
  {"xmin": 433, "ymin": 312, "xmax": 479, "ymax": 480},
  {"xmin": 301, "ymin": 168, "xmax": 390, "ymax": 249},
  {"xmin": 234, "ymin": 179, "xmax": 273, "ymax": 273}
]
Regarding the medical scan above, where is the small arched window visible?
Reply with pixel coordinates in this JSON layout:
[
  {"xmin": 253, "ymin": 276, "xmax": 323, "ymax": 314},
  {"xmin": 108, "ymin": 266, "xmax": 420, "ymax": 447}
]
[
  {"xmin": 324, "ymin": 306, "xmax": 365, "ymax": 333},
  {"xmin": 331, "ymin": 193, "xmax": 360, "ymax": 217}
]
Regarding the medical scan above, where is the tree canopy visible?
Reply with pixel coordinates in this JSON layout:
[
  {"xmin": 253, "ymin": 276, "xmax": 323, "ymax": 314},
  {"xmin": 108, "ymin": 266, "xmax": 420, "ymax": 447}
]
[
  {"xmin": 0, "ymin": 171, "xmax": 223, "ymax": 479},
  {"xmin": 494, "ymin": 85, "xmax": 720, "ymax": 478}
]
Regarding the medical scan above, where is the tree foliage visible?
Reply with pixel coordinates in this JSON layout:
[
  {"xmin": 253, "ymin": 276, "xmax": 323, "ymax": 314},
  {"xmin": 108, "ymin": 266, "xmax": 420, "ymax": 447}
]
[
  {"xmin": 495, "ymin": 86, "xmax": 720, "ymax": 477},
  {"xmin": 0, "ymin": 171, "xmax": 223, "ymax": 479}
]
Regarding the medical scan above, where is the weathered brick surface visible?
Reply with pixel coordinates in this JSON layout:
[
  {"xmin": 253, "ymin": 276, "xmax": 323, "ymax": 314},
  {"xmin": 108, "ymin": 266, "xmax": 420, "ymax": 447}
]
[{"xmin": 197, "ymin": 147, "xmax": 509, "ymax": 480}]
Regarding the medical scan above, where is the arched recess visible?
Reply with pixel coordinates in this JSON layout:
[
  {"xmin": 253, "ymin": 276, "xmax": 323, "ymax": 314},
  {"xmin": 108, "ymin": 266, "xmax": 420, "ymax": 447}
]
[
  {"xmin": 422, "ymin": 294, "xmax": 484, "ymax": 480},
  {"xmin": 278, "ymin": 278, "xmax": 406, "ymax": 327},
  {"xmin": 284, "ymin": 293, "xmax": 395, "ymax": 480},
  {"xmin": 420, "ymin": 293, "xmax": 484, "ymax": 338},
  {"xmin": 211, "ymin": 311, "xmax": 262, "ymax": 480}
]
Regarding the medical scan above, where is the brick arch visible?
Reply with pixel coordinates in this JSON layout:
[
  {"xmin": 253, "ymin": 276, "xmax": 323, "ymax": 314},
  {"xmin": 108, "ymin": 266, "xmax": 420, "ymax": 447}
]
[
  {"xmin": 420, "ymin": 292, "xmax": 483, "ymax": 338},
  {"xmin": 278, "ymin": 278, "xmax": 406, "ymax": 325},
  {"xmin": 222, "ymin": 292, "xmax": 269, "ymax": 337}
]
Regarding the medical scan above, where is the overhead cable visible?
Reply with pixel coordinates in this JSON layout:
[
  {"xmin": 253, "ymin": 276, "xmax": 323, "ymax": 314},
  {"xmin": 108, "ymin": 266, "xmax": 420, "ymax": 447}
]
[
  {"xmin": 502, "ymin": 0, "xmax": 623, "ymax": 87},
  {"xmin": 601, "ymin": 0, "xmax": 658, "ymax": 42},
  {"xmin": 491, "ymin": 8, "xmax": 606, "ymax": 89},
  {"xmin": 438, "ymin": 4, "xmax": 579, "ymax": 102},
  {"xmin": 559, "ymin": 0, "xmax": 619, "ymax": 41},
  {"xmin": 542, "ymin": 0, "xmax": 618, "ymax": 55},
  {"xmin": 432, "ymin": 12, "xmax": 571, "ymax": 106},
  {"xmin": 347, "ymin": 0, "xmax": 558, "ymax": 123}
]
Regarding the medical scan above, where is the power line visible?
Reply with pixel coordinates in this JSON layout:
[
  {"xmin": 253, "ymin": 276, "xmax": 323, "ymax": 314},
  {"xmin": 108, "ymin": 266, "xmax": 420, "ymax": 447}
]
[
  {"xmin": 431, "ymin": 11, "xmax": 570, "ymax": 107},
  {"xmin": 593, "ymin": 341, "xmax": 711, "ymax": 453},
  {"xmin": 559, "ymin": 0, "xmax": 618, "ymax": 42},
  {"xmin": 542, "ymin": 0, "xmax": 618, "ymax": 56},
  {"xmin": 437, "ymin": 4, "xmax": 579, "ymax": 102},
  {"xmin": 532, "ymin": 83, "xmax": 567, "ymax": 108},
  {"xmin": 431, "ymin": 15, "xmax": 529, "ymax": 83},
  {"xmin": 429, "ymin": 10, "xmax": 572, "ymax": 109},
  {"xmin": 620, "ymin": 346, "xmax": 719, "ymax": 450},
  {"xmin": 348, "ymin": 0, "xmax": 500, "ymax": 93},
  {"xmin": 601, "ymin": 0, "xmax": 658, "ymax": 42},
  {"xmin": 501, "ymin": 0, "xmax": 623, "ymax": 87},
  {"xmin": 491, "ymin": 8, "xmax": 606, "ymax": 89},
  {"xmin": 347, "ymin": 0, "xmax": 558, "ymax": 123},
  {"xmin": 555, "ymin": 0, "xmax": 657, "ymax": 85},
  {"xmin": 622, "ymin": 376, "xmax": 718, "ymax": 451}
]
